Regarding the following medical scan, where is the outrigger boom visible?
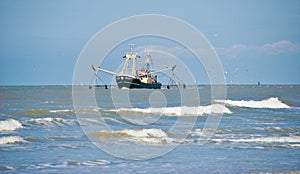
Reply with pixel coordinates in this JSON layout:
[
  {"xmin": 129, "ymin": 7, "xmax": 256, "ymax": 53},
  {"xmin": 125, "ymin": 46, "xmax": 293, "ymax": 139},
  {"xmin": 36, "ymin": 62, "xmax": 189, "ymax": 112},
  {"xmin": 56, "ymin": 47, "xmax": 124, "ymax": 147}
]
[
  {"xmin": 148, "ymin": 65, "xmax": 176, "ymax": 75},
  {"xmin": 92, "ymin": 65, "xmax": 176, "ymax": 76},
  {"xmin": 91, "ymin": 65, "xmax": 117, "ymax": 75}
]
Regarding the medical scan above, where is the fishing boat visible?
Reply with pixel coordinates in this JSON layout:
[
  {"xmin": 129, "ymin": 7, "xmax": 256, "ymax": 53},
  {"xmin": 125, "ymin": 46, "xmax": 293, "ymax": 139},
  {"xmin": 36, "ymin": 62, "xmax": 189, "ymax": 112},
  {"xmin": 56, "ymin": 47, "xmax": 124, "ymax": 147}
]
[{"xmin": 92, "ymin": 44, "xmax": 176, "ymax": 89}]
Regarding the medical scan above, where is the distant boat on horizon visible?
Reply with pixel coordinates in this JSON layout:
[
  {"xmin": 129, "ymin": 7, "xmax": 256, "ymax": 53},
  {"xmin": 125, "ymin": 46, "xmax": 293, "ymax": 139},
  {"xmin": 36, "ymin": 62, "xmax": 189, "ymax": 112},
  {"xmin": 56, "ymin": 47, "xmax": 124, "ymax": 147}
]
[{"xmin": 92, "ymin": 44, "xmax": 176, "ymax": 89}]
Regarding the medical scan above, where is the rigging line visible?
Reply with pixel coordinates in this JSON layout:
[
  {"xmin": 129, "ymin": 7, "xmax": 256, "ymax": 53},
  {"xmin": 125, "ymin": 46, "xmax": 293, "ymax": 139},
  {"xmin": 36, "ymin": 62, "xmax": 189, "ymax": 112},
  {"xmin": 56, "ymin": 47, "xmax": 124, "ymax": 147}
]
[
  {"xmin": 89, "ymin": 73, "xmax": 96, "ymax": 88},
  {"xmin": 95, "ymin": 73, "xmax": 106, "ymax": 84},
  {"xmin": 172, "ymin": 72, "xmax": 185, "ymax": 85},
  {"xmin": 89, "ymin": 71, "xmax": 107, "ymax": 88},
  {"xmin": 167, "ymin": 72, "xmax": 176, "ymax": 86}
]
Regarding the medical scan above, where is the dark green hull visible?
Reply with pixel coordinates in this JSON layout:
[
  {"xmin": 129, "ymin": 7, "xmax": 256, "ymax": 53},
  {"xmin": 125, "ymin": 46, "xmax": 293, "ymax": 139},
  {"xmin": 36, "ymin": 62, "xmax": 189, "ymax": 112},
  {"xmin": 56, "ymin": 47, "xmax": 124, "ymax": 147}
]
[{"xmin": 116, "ymin": 75, "xmax": 161, "ymax": 89}]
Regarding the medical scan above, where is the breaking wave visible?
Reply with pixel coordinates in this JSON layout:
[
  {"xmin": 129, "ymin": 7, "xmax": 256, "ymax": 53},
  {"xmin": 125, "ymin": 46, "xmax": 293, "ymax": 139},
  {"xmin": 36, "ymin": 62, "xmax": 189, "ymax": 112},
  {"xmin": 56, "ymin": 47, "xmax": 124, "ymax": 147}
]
[
  {"xmin": 0, "ymin": 119, "xmax": 23, "ymax": 132},
  {"xmin": 0, "ymin": 159, "xmax": 111, "ymax": 170},
  {"xmin": 49, "ymin": 109, "xmax": 73, "ymax": 113},
  {"xmin": 19, "ymin": 108, "xmax": 101, "ymax": 116},
  {"xmin": 0, "ymin": 136, "xmax": 25, "ymax": 145},
  {"xmin": 91, "ymin": 128, "xmax": 174, "ymax": 144},
  {"xmin": 26, "ymin": 117, "xmax": 76, "ymax": 127},
  {"xmin": 46, "ymin": 135, "xmax": 80, "ymax": 141},
  {"xmin": 49, "ymin": 108, "xmax": 102, "ymax": 114},
  {"xmin": 265, "ymin": 126, "xmax": 295, "ymax": 133},
  {"xmin": 108, "ymin": 104, "xmax": 231, "ymax": 116},
  {"xmin": 215, "ymin": 97, "xmax": 290, "ymax": 109},
  {"xmin": 211, "ymin": 136, "xmax": 300, "ymax": 144}
]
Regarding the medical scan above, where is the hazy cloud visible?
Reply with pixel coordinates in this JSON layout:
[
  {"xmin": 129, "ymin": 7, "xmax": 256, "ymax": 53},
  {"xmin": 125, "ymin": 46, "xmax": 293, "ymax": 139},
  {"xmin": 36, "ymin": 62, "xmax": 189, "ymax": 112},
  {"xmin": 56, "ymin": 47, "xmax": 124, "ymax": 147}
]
[
  {"xmin": 135, "ymin": 40, "xmax": 300, "ymax": 60},
  {"xmin": 261, "ymin": 40, "xmax": 300, "ymax": 55},
  {"xmin": 216, "ymin": 40, "xmax": 300, "ymax": 58},
  {"xmin": 216, "ymin": 44, "xmax": 250, "ymax": 58},
  {"xmin": 135, "ymin": 45, "xmax": 190, "ymax": 56}
]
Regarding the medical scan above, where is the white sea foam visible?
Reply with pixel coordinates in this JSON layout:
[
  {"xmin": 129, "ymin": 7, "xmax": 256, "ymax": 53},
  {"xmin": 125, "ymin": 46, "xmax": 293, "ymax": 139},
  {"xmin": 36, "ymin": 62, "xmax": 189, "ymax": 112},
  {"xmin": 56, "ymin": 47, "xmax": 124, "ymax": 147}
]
[
  {"xmin": 0, "ymin": 119, "xmax": 23, "ymax": 132},
  {"xmin": 0, "ymin": 136, "xmax": 25, "ymax": 145},
  {"xmin": 215, "ymin": 97, "xmax": 290, "ymax": 109},
  {"xmin": 42, "ymin": 101, "xmax": 55, "ymax": 104},
  {"xmin": 49, "ymin": 109, "xmax": 73, "ymax": 113},
  {"xmin": 287, "ymin": 144, "xmax": 300, "ymax": 148},
  {"xmin": 50, "ymin": 108, "xmax": 100, "ymax": 114},
  {"xmin": 109, "ymin": 104, "xmax": 231, "ymax": 116},
  {"xmin": 265, "ymin": 126, "xmax": 294, "ymax": 133},
  {"xmin": 21, "ymin": 159, "xmax": 111, "ymax": 169},
  {"xmin": 212, "ymin": 136, "xmax": 300, "ymax": 143},
  {"xmin": 80, "ymin": 160, "xmax": 111, "ymax": 166},
  {"xmin": 95, "ymin": 128, "xmax": 174, "ymax": 144}
]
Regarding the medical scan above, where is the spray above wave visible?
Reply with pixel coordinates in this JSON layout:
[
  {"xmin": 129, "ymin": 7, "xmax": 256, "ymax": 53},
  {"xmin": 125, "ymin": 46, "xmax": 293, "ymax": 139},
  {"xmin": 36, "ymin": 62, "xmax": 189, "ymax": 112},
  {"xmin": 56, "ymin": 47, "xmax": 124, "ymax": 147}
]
[
  {"xmin": 0, "ymin": 119, "xmax": 23, "ymax": 132},
  {"xmin": 108, "ymin": 104, "xmax": 231, "ymax": 116},
  {"xmin": 215, "ymin": 97, "xmax": 290, "ymax": 109}
]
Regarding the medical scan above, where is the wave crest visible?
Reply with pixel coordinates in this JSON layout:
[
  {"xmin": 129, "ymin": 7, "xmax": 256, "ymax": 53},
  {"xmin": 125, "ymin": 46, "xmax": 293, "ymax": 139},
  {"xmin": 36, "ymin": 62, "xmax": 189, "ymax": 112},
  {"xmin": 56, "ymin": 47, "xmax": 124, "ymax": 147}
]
[
  {"xmin": 108, "ymin": 104, "xmax": 231, "ymax": 116},
  {"xmin": 26, "ymin": 117, "xmax": 74, "ymax": 126},
  {"xmin": 216, "ymin": 97, "xmax": 290, "ymax": 109},
  {"xmin": 91, "ymin": 128, "xmax": 174, "ymax": 144},
  {"xmin": 0, "ymin": 136, "xmax": 25, "ymax": 145},
  {"xmin": 0, "ymin": 119, "xmax": 23, "ymax": 132},
  {"xmin": 212, "ymin": 136, "xmax": 300, "ymax": 143}
]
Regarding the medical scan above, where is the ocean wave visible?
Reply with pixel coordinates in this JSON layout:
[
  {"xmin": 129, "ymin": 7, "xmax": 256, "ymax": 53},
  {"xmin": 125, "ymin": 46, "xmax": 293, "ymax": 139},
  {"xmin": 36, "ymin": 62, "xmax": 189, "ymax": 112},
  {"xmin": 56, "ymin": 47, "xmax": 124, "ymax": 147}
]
[
  {"xmin": 90, "ymin": 128, "xmax": 174, "ymax": 144},
  {"xmin": 76, "ymin": 160, "xmax": 111, "ymax": 166},
  {"xmin": 0, "ymin": 119, "xmax": 23, "ymax": 132},
  {"xmin": 1, "ymin": 159, "xmax": 111, "ymax": 171},
  {"xmin": 107, "ymin": 104, "xmax": 231, "ymax": 116},
  {"xmin": 41, "ymin": 101, "xmax": 55, "ymax": 104},
  {"xmin": 0, "ymin": 136, "xmax": 25, "ymax": 145},
  {"xmin": 26, "ymin": 117, "xmax": 76, "ymax": 127},
  {"xmin": 78, "ymin": 117, "xmax": 124, "ymax": 127},
  {"xmin": 265, "ymin": 126, "xmax": 295, "ymax": 133},
  {"xmin": 211, "ymin": 136, "xmax": 300, "ymax": 144},
  {"xmin": 190, "ymin": 126, "xmax": 299, "ymax": 137},
  {"xmin": 19, "ymin": 108, "xmax": 106, "ymax": 116},
  {"xmin": 46, "ymin": 135, "xmax": 80, "ymax": 141},
  {"xmin": 51, "ymin": 108, "xmax": 103, "ymax": 114},
  {"xmin": 19, "ymin": 109, "xmax": 75, "ymax": 116},
  {"xmin": 215, "ymin": 97, "xmax": 290, "ymax": 109},
  {"xmin": 19, "ymin": 109, "xmax": 48, "ymax": 116},
  {"xmin": 189, "ymin": 128, "xmax": 240, "ymax": 137},
  {"xmin": 49, "ymin": 109, "xmax": 73, "ymax": 113},
  {"xmin": 253, "ymin": 144, "xmax": 300, "ymax": 149},
  {"xmin": 47, "ymin": 144, "xmax": 82, "ymax": 149}
]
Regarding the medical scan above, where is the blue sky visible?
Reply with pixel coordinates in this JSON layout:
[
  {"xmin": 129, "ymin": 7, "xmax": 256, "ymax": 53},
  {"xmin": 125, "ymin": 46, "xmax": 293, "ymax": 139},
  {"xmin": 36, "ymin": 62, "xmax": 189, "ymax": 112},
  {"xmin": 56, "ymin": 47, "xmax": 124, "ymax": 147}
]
[{"xmin": 1, "ymin": 0, "xmax": 300, "ymax": 85}]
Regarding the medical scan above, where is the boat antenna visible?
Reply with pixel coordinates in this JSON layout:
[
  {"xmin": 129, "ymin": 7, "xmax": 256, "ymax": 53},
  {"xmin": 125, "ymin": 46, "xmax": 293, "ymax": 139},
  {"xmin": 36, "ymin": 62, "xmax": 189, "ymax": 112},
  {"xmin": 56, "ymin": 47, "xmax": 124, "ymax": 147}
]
[
  {"xmin": 129, "ymin": 44, "xmax": 134, "ymax": 55},
  {"xmin": 145, "ymin": 50, "xmax": 152, "ymax": 71}
]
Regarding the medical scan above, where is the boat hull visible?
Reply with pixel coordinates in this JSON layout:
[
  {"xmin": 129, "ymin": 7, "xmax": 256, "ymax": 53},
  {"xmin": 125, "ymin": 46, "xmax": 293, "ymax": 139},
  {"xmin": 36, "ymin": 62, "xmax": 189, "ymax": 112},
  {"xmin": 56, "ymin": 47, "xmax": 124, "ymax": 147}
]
[{"xmin": 116, "ymin": 75, "xmax": 161, "ymax": 89}]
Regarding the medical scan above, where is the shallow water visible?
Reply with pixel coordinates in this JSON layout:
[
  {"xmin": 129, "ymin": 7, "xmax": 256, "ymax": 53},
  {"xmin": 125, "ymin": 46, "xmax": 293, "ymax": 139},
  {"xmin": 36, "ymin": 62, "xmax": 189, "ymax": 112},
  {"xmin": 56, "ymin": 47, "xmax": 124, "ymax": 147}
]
[{"xmin": 1, "ymin": 85, "xmax": 300, "ymax": 173}]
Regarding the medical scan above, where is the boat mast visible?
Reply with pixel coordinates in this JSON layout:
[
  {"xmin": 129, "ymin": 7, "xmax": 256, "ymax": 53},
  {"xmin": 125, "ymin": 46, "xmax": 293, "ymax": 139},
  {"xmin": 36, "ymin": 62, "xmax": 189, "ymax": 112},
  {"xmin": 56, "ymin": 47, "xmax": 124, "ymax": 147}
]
[
  {"xmin": 124, "ymin": 58, "xmax": 129, "ymax": 74},
  {"xmin": 130, "ymin": 44, "xmax": 137, "ymax": 76},
  {"xmin": 123, "ymin": 44, "xmax": 140, "ymax": 76},
  {"xmin": 145, "ymin": 51, "xmax": 152, "ymax": 72}
]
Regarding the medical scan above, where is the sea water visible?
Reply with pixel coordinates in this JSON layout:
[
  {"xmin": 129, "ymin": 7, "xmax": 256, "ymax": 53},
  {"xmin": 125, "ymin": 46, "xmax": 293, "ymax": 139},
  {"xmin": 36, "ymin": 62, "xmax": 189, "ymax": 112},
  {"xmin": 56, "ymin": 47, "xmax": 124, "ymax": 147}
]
[{"xmin": 1, "ymin": 85, "xmax": 299, "ymax": 173}]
